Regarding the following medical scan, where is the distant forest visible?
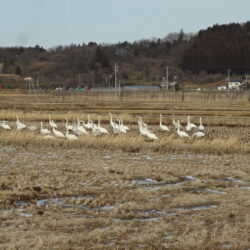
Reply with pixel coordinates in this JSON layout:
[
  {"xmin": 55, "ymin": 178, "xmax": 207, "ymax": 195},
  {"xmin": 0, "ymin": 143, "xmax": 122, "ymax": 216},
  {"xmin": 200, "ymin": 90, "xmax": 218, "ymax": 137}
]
[{"xmin": 0, "ymin": 21, "xmax": 249, "ymax": 88}]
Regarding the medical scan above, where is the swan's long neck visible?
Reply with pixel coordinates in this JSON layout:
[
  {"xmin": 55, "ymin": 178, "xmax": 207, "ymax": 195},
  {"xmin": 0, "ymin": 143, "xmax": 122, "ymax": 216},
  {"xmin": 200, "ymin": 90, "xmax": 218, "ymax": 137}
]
[
  {"xmin": 200, "ymin": 117, "xmax": 202, "ymax": 125},
  {"xmin": 77, "ymin": 117, "xmax": 80, "ymax": 127},
  {"xmin": 88, "ymin": 115, "xmax": 90, "ymax": 123},
  {"xmin": 177, "ymin": 121, "xmax": 180, "ymax": 131},
  {"xmin": 138, "ymin": 119, "xmax": 143, "ymax": 130},
  {"xmin": 98, "ymin": 116, "xmax": 101, "ymax": 127},
  {"xmin": 160, "ymin": 115, "xmax": 162, "ymax": 126},
  {"xmin": 41, "ymin": 122, "xmax": 43, "ymax": 129},
  {"xmin": 109, "ymin": 114, "xmax": 113, "ymax": 124}
]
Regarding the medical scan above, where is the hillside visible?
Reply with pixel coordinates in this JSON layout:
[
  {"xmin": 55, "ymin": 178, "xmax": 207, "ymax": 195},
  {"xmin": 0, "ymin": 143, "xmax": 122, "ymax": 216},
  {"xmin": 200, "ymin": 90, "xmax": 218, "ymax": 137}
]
[
  {"xmin": 0, "ymin": 22, "xmax": 249, "ymax": 88},
  {"xmin": 181, "ymin": 22, "xmax": 250, "ymax": 74}
]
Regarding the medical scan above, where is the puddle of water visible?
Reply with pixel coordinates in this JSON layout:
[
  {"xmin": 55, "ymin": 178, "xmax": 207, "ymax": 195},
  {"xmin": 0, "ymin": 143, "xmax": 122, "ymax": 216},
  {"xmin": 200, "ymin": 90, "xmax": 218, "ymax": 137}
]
[
  {"xmin": 176, "ymin": 204, "xmax": 218, "ymax": 211},
  {"xmin": 105, "ymin": 238, "xmax": 116, "ymax": 246},
  {"xmin": 99, "ymin": 205, "xmax": 115, "ymax": 212},
  {"xmin": 19, "ymin": 212, "xmax": 33, "ymax": 217},
  {"xmin": 222, "ymin": 244, "xmax": 231, "ymax": 249},
  {"xmin": 62, "ymin": 204, "xmax": 90, "ymax": 211},
  {"xmin": 242, "ymin": 186, "xmax": 250, "ymax": 190},
  {"xmin": 128, "ymin": 157, "xmax": 141, "ymax": 162},
  {"xmin": 145, "ymin": 210, "xmax": 177, "ymax": 217},
  {"xmin": 142, "ymin": 155, "xmax": 152, "ymax": 160},
  {"xmin": 148, "ymin": 198, "xmax": 160, "ymax": 203},
  {"xmin": 163, "ymin": 234, "xmax": 173, "ymax": 240},
  {"xmin": 161, "ymin": 194, "xmax": 171, "ymax": 198},
  {"xmin": 0, "ymin": 147, "xmax": 13, "ymax": 152},
  {"xmin": 188, "ymin": 189, "xmax": 205, "ymax": 194},
  {"xmin": 42, "ymin": 170, "xmax": 62, "ymax": 173},
  {"xmin": 44, "ymin": 154, "xmax": 60, "ymax": 159},
  {"xmin": 36, "ymin": 195, "xmax": 94, "ymax": 206},
  {"xmin": 166, "ymin": 181, "xmax": 183, "ymax": 187},
  {"xmin": 138, "ymin": 245, "xmax": 146, "ymax": 248},
  {"xmin": 103, "ymin": 155, "xmax": 111, "ymax": 159},
  {"xmin": 144, "ymin": 186, "xmax": 161, "ymax": 191},
  {"xmin": 0, "ymin": 208, "xmax": 24, "ymax": 213},
  {"xmin": 102, "ymin": 166, "xmax": 110, "ymax": 170},
  {"xmin": 133, "ymin": 217, "xmax": 163, "ymax": 222},
  {"xmin": 182, "ymin": 176, "xmax": 197, "ymax": 181},
  {"xmin": 217, "ymin": 177, "xmax": 243, "ymax": 183},
  {"xmin": 14, "ymin": 201, "xmax": 31, "ymax": 207},
  {"xmin": 206, "ymin": 189, "xmax": 226, "ymax": 194},
  {"xmin": 134, "ymin": 179, "xmax": 165, "ymax": 185}
]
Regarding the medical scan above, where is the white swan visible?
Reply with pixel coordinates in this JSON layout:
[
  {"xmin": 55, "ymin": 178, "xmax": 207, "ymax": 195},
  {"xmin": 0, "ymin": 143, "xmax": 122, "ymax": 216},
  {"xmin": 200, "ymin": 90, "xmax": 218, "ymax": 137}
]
[
  {"xmin": 120, "ymin": 118, "xmax": 129, "ymax": 131},
  {"xmin": 52, "ymin": 127, "xmax": 65, "ymax": 138},
  {"xmin": 198, "ymin": 117, "xmax": 205, "ymax": 131},
  {"xmin": 42, "ymin": 134, "xmax": 55, "ymax": 140},
  {"xmin": 172, "ymin": 114, "xmax": 180, "ymax": 129},
  {"xmin": 74, "ymin": 117, "xmax": 88, "ymax": 135},
  {"xmin": 28, "ymin": 125, "xmax": 37, "ymax": 131},
  {"xmin": 16, "ymin": 116, "xmax": 26, "ymax": 130},
  {"xmin": 66, "ymin": 128, "xmax": 78, "ymax": 140},
  {"xmin": 145, "ymin": 130, "xmax": 158, "ymax": 140},
  {"xmin": 177, "ymin": 120, "xmax": 189, "ymax": 138},
  {"xmin": 40, "ymin": 122, "xmax": 51, "ymax": 135},
  {"xmin": 117, "ymin": 119, "xmax": 127, "ymax": 133},
  {"xmin": 97, "ymin": 115, "xmax": 108, "ymax": 134},
  {"xmin": 65, "ymin": 119, "xmax": 73, "ymax": 131},
  {"xmin": 138, "ymin": 117, "xmax": 148, "ymax": 136},
  {"xmin": 159, "ymin": 114, "xmax": 169, "ymax": 132},
  {"xmin": 49, "ymin": 115, "xmax": 57, "ymax": 129},
  {"xmin": 109, "ymin": 113, "xmax": 118, "ymax": 129},
  {"xmin": 0, "ymin": 120, "xmax": 11, "ymax": 130},
  {"xmin": 92, "ymin": 124, "xmax": 103, "ymax": 136},
  {"xmin": 186, "ymin": 115, "xmax": 197, "ymax": 131},
  {"xmin": 192, "ymin": 131, "xmax": 205, "ymax": 138},
  {"xmin": 138, "ymin": 117, "xmax": 158, "ymax": 140},
  {"xmin": 84, "ymin": 114, "xmax": 94, "ymax": 130}
]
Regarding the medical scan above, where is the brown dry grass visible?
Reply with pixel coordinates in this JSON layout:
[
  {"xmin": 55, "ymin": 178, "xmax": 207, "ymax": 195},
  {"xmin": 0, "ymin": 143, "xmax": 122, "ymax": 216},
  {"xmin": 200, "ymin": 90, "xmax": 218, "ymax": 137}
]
[
  {"xmin": 0, "ymin": 144, "xmax": 250, "ymax": 249},
  {"xmin": 0, "ymin": 92, "xmax": 250, "ymax": 249}
]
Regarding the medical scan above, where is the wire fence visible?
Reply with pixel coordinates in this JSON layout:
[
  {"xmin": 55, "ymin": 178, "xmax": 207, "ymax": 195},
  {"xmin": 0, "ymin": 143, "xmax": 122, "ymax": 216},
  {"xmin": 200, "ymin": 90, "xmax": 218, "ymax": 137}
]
[{"xmin": 1, "ymin": 89, "xmax": 250, "ymax": 104}]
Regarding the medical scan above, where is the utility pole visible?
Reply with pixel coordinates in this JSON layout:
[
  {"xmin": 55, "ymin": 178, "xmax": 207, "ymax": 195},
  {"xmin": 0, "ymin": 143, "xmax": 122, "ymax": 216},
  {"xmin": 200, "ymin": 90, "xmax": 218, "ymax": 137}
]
[
  {"xmin": 78, "ymin": 74, "xmax": 81, "ymax": 88},
  {"xmin": 108, "ymin": 75, "xmax": 112, "ymax": 96},
  {"xmin": 174, "ymin": 75, "xmax": 177, "ymax": 92},
  {"xmin": 227, "ymin": 69, "xmax": 231, "ymax": 89},
  {"xmin": 114, "ymin": 64, "xmax": 119, "ymax": 97},
  {"xmin": 166, "ymin": 66, "xmax": 169, "ymax": 89}
]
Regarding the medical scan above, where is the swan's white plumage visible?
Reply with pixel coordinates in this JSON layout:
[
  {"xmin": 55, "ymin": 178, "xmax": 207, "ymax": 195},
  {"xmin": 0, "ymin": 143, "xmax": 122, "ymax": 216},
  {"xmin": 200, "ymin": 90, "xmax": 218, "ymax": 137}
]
[
  {"xmin": 159, "ymin": 114, "xmax": 169, "ymax": 132},
  {"xmin": 53, "ymin": 127, "xmax": 65, "ymax": 138},
  {"xmin": 192, "ymin": 131, "xmax": 205, "ymax": 138},
  {"xmin": 66, "ymin": 129, "xmax": 78, "ymax": 140},
  {"xmin": 177, "ymin": 120, "xmax": 189, "ymax": 138},
  {"xmin": 40, "ymin": 122, "xmax": 51, "ymax": 135},
  {"xmin": 16, "ymin": 116, "xmax": 26, "ymax": 130},
  {"xmin": 198, "ymin": 117, "xmax": 205, "ymax": 131},
  {"xmin": 0, "ymin": 121, "xmax": 11, "ymax": 130}
]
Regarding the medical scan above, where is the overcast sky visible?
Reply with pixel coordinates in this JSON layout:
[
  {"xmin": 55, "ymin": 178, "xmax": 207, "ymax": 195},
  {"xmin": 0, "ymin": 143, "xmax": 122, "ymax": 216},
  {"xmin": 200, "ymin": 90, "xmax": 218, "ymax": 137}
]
[{"xmin": 0, "ymin": 0, "xmax": 249, "ymax": 48}]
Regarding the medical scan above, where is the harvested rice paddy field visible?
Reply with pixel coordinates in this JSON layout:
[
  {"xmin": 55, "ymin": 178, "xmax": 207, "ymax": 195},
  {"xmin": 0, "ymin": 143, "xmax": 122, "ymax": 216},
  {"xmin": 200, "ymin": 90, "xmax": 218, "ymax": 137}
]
[{"xmin": 1, "ymin": 92, "xmax": 250, "ymax": 249}]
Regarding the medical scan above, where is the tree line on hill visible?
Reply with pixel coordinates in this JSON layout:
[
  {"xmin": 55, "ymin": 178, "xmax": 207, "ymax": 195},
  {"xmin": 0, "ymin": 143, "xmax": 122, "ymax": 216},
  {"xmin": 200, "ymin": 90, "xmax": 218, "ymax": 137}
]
[{"xmin": 0, "ymin": 21, "xmax": 249, "ymax": 88}]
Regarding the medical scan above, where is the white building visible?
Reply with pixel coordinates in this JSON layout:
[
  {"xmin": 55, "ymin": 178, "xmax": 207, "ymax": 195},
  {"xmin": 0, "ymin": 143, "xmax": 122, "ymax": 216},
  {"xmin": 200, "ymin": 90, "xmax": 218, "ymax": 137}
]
[{"xmin": 228, "ymin": 79, "xmax": 244, "ymax": 90}]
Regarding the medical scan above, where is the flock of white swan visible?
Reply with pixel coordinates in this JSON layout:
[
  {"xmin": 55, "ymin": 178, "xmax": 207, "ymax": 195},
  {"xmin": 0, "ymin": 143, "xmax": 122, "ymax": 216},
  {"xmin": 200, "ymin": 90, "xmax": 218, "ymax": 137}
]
[{"xmin": 0, "ymin": 113, "xmax": 205, "ymax": 141}]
